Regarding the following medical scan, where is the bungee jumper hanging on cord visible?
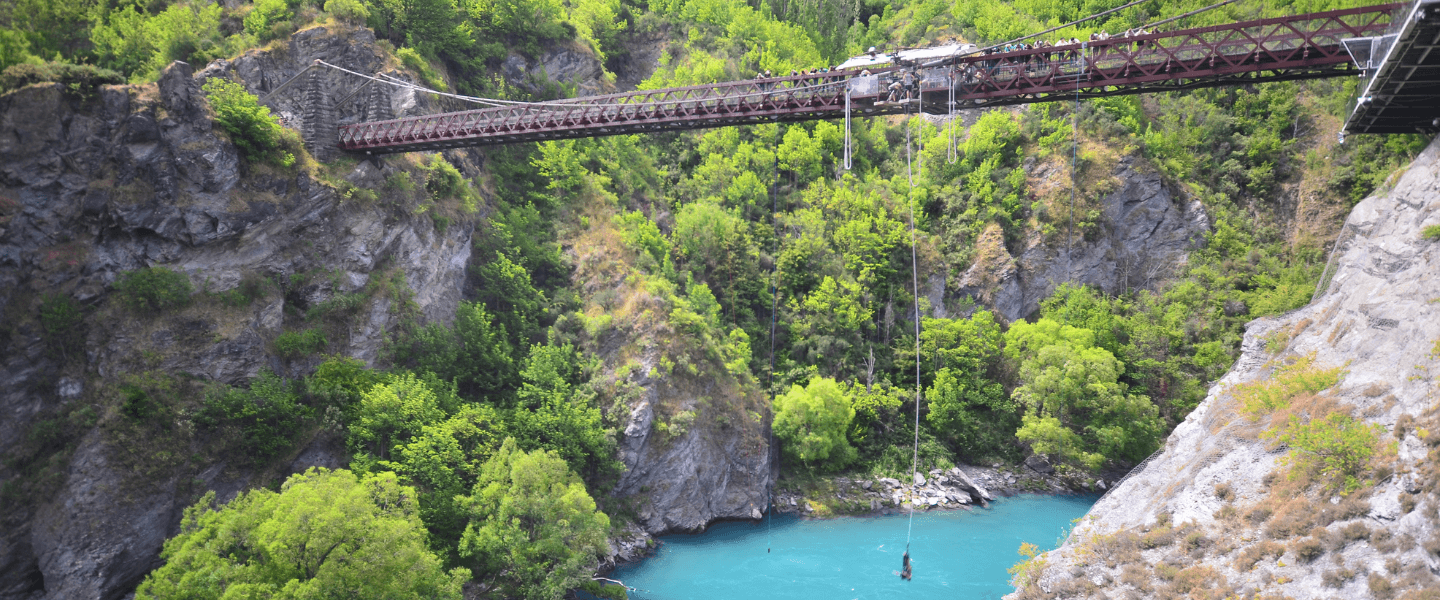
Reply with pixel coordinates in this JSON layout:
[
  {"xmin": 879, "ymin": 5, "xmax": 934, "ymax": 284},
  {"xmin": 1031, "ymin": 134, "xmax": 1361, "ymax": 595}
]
[{"xmin": 901, "ymin": 547, "xmax": 912, "ymax": 581}]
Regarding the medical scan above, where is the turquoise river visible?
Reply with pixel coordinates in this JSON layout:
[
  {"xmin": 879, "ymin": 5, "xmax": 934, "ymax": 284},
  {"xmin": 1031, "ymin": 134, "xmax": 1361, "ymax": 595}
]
[{"xmin": 609, "ymin": 494, "xmax": 1097, "ymax": 600}]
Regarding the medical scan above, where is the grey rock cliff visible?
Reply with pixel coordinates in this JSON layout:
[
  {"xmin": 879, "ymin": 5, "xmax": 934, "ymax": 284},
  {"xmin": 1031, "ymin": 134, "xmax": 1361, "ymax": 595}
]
[
  {"xmin": 609, "ymin": 342, "xmax": 773, "ymax": 534},
  {"xmin": 0, "ymin": 28, "xmax": 472, "ymax": 600},
  {"xmin": 1015, "ymin": 135, "xmax": 1440, "ymax": 599},
  {"xmin": 956, "ymin": 155, "xmax": 1209, "ymax": 321}
]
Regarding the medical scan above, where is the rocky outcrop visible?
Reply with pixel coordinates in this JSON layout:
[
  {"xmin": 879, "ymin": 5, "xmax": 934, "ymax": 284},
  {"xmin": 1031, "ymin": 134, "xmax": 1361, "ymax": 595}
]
[
  {"xmin": 1016, "ymin": 136, "xmax": 1440, "ymax": 599},
  {"xmin": 610, "ymin": 349, "xmax": 773, "ymax": 534},
  {"xmin": 501, "ymin": 40, "xmax": 609, "ymax": 97},
  {"xmin": 957, "ymin": 155, "xmax": 1209, "ymax": 321},
  {"xmin": 0, "ymin": 27, "xmax": 474, "ymax": 600}
]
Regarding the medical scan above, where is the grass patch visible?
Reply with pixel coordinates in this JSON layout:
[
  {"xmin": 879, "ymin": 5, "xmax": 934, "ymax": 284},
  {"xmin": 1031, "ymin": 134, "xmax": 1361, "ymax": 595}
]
[
  {"xmin": 274, "ymin": 328, "xmax": 327, "ymax": 359},
  {"xmin": 114, "ymin": 266, "xmax": 194, "ymax": 313},
  {"xmin": 1422, "ymin": 225, "xmax": 1440, "ymax": 241},
  {"xmin": 1233, "ymin": 354, "xmax": 1344, "ymax": 417}
]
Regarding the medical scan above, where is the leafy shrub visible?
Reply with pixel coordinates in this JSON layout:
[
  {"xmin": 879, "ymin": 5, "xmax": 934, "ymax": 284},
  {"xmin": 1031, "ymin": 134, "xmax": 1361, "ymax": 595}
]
[
  {"xmin": 0, "ymin": 61, "xmax": 123, "ymax": 95},
  {"xmin": 274, "ymin": 329, "xmax": 327, "ymax": 360},
  {"xmin": 39, "ymin": 293, "xmax": 84, "ymax": 360},
  {"xmin": 421, "ymin": 154, "xmax": 477, "ymax": 212},
  {"xmin": 578, "ymin": 581, "xmax": 628, "ymax": 600},
  {"xmin": 457, "ymin": 438, "xmax": 610, "ymax": 600},
  {"xmin": 199, "ymin": 370, "xmax": 312, "ymax": 464},
  {"xmin": 773, "ymin": 377, "xmax": 857, "ymax": 470},
  {"xmin": 1270, "ymin": 412, "xmax": 1386, "ymax": 493},
  {"xmin": 324, "ymin": 0, "xmax": 371, "ymax": 24},
  {"xmin": 1234, "ymin": 355, "xmax": 1344, "ymax": 416},
  {"xmin": 1233, "ymin": 540, "xmax": 1284, "ymax": 571},
  {"xmin": 215, "ymin": 272, "xmax": 270, "ymax": 307},
  {"xmin": 134, "ymin": 470, "xmax": 467, "ymax": 600},
  {"xmin": 244, "ymin": 0, "xmax": 295, "ymax": 41},
  {"xmin": 114, "ymin": 267, "xmax": 193, "ymax": 313},
  {"xmin": 201, "ymin": 78, "xmax": 295, "ymax": 167},
  {"xmin": 306, "ymin": 355, "xmax": 381, "ymax": 409},
  {"xmin": 396, "ymin": 47, "xmax": 446, "ymax": 91},
  {"xmin": 1007, "ymin": 542, "xmax": 1046, "ymax": 588},
  {"xmin": 90, "ymin": 1, "xmax": 226, "ymax": 80}
]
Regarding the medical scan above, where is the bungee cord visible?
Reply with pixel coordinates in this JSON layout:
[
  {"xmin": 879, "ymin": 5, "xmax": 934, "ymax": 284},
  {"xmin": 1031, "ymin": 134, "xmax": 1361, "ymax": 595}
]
[
  {"xmin": 1067, "ymin": 45, "xmax": 1083, "ymax": 285},
  {"xmin": 765, "ymin": 124, "xmax": 782, "ymax": 554},
  {"xmin": 903, "ymin": 100, "xmax": 923, "ymax": 562},
  {"xmin": 843, "ymin": 88, "xmax": 853, "ymax": 171}
]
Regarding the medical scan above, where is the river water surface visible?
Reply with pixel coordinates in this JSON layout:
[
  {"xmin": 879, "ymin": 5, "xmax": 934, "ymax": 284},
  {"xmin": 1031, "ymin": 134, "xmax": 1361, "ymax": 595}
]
[{"xmin": 611, "ymin": 494, "xmax": 1096, "ymax": 600}]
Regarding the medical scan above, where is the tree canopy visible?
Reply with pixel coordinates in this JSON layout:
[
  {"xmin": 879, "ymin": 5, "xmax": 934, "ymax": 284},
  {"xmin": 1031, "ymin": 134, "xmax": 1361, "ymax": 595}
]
[
  {"xmin": 458, "ymin": 438, "xmax": 611, "ymax": 600},
  {"xmin": 774, "ymin": 376, "xmax": 857, "ymax": 469},
  {"xmin": 135, "ymin": 468, "xmax": 468, "ymax": 600}
]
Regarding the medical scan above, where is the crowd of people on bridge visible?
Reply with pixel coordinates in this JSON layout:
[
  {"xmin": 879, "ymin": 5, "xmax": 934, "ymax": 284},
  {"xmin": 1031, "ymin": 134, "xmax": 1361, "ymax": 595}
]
[
  {"xmin": 745, "ymin": 26, "xmax": 1161, "ymax": 101},
  {"xmin": 754, "ymin": 66, "xmax": 846, "ymax": 91},
  {"xmin": 965, "ymin": 27, "xmax": 1155, "ymax": 81}
]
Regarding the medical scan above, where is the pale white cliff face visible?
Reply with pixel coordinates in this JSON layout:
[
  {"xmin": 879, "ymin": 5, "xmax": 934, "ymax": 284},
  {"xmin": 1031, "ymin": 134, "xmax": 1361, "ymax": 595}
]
[{"xmin": 1017, "ymin": 135, "xmax": 1440, "ymax": 599}]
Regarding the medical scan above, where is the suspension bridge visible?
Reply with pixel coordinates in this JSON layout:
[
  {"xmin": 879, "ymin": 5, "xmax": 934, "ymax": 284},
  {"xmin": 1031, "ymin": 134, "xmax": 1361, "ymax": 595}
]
[{"xmin": 288, "ymin": 0, "xmax": 1439, "ymax": 156}]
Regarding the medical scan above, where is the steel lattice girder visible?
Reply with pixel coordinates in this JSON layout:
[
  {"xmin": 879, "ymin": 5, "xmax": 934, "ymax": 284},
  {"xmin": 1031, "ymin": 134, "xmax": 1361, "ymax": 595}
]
[{"xmin": 337, "ymin": 3, "xmax": 1400, "ymax": 154}]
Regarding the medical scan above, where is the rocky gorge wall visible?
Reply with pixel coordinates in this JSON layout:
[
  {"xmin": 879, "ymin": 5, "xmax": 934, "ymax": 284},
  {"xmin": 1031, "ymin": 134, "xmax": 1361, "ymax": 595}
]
[
  {"xmin": 1014, "ymin": 135, "xmax": 1440, "ymax": 599},
  {"xmin": 0, "ymin": 36, "xmax": 475, "ymax": 598},
  {"xmin": 0, "ymin": 24, "xmax": 775, "ymax": 599},
  {"xmin": 951, "ymin": 151, "xmax": 1210, "ymax": 322}
]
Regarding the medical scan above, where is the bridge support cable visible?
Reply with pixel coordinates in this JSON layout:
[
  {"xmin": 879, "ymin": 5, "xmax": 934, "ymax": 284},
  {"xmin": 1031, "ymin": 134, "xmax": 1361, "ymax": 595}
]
[{"xmin": 947, "ymin": 72, "xmax": 958, "ymax": 164}]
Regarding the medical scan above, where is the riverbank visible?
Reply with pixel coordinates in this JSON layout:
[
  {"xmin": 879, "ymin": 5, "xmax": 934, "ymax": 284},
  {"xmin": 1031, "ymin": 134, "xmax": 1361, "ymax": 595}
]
[
  {"xmin": 773, "ymin": 462, "xmax": 1114, "ymax": 518},
  {"xmin": 599, "ymin": 461, "xmax": 1117, "ymax": 573}
]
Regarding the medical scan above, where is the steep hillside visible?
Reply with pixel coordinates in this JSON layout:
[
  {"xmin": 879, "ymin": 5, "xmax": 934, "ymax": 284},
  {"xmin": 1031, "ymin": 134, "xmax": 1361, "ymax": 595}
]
[
  {"xmin": 0, "ymin": 35, "xmax": 476, "ymax": 598},
  {"xmin": 1013, "ymin": 135, "xmax": 1440, "ymax": 599}
]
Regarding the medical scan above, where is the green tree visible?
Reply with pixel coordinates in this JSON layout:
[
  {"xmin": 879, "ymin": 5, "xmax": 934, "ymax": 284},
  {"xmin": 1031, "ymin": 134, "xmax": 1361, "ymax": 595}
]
[
  {"xmin": 1007, "ymin": 319, "xmax": 1163, "ymax": 468},
  {"xmin": 244, "ymin": 0, "xmax": 295, "ymax": 40},
  {"xmin": 458, "ymin": 438, "xmax": 610, "ymax": 600},
  {"xmin": 396, "ymin": 301, "xmax": 517, "ymax": 396},
  {"xmin": 135, "ymin": 468, "xmax": 468, "ymax": 600},
  {"xmin": 348, "ymin": 373, "xmax": 451, "ymax": 462},
  {"xmin": 773, "ymin": 376, "xmax": 856, "ymax": 469},
  {"xmin": 507, "ymin": 343, "xmax": 618, "ymax": 482},
  {"xmin": 200, "ymin": 370, "xmax": 312, "ymax": 465}
]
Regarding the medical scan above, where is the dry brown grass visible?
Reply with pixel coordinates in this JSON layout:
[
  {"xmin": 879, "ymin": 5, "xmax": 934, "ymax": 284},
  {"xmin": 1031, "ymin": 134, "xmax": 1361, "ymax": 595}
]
[
  {"xmin": 1290, "ymin": 536, "xmax": 1324, "ymax": 563},
  {"xmin": 1234, "ymin": 540, "xmax": 1285, "ymax": 571}
]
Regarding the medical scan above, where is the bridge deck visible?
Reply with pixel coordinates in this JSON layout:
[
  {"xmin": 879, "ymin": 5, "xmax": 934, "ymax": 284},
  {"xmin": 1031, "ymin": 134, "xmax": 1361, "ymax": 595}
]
[
  {"xmin": 1344, "ymin": 0, "xmax": 1440, "ymax": 133},
  {"xmin": 337, "ymin": 4, "xmax": 1399, "ymax": 154}
]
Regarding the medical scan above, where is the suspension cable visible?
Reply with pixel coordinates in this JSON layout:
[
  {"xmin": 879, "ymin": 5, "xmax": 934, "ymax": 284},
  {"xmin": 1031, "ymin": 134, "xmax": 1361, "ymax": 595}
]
[
  {"xmin": 947, "ymin": 71, "xmax": 957, "ymax": 164},
  {"xmin": 766, "ymin": 124, "xmax": 781, "ymax": 554},
  {"xmin": 318, "ymin": 59, "xmax": 854, "ymax": 114}
]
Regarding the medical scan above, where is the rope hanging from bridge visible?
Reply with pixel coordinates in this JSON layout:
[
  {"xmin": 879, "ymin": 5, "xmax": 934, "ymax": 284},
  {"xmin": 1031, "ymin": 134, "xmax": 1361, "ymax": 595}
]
[
  {"xmin": 765, "ymin": 123, "xmax": 781, "ymax": 554},
  {"xmin": 1067, "ymin": 45, "xmax": 1083, "ymax": 285},
  {"xmin": 903, "ymin": 100, "xmax": 923, "ymax": 570},
  {"xmin": 843, "ymin": 87, "xmax": 853, "ymax": 171}
]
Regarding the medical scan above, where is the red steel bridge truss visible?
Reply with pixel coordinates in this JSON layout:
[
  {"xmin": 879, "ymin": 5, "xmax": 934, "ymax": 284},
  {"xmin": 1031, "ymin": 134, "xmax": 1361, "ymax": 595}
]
[{"xmin": 336, "ymin": 3, "xmax": 1400, "ymax": 154}]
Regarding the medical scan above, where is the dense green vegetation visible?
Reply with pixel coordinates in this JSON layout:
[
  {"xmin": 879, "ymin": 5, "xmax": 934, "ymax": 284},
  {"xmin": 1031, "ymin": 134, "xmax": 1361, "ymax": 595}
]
[
  {"xmin": 6, "ymin": 0, "xmax": 1431, "ymax": 597},
  {"xmin": 135, "ymin": 469, "xmax": 469, "ymax": 600}
]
